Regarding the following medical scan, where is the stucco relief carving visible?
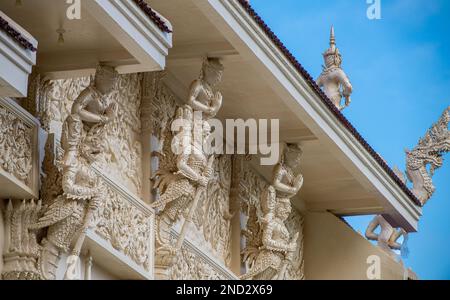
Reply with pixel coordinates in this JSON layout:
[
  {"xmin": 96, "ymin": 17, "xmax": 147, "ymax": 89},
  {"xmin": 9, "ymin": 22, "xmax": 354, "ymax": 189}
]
[
  {"xmin": 141, "ymin": 72, "xmax": 177, "ymax": 137},
  {"xmin": 317, "ymin": 26, "xmax": 353, "ymax": 111},
  {"xmin": 168, "ymin": 241, "xmax": 233, "ymax": 280},
  {"xmin": 43, "ymin": 77, "xmax": 92, "ymax": 130},
  {"xmin": 189, "ymin": 155, "xmax": 233, "ymax": 267},
  {"xmin": 240, "ymin": 144, "xmax": 305, "ymax": 280},
  {"xmin": 39, "ymin": 73, "xmax": 143, "ymax": 194},
  {"xmin": 1, "ymin": 65, "xmax": 152, "ymax": 280},
  {"xmin": 2, "ymin": 174, "xmax": 153, "ymax": 280},
  {"xmin": 40, "ymin": 134, "xmax": 64, "ymax": 204},
  {"xmin": 0, "ymin": 104, "xmax": 33, "ymax": 185},
  {"xmin": 20, "ymin": 142, "xmax": 152, "ymax": 278},
  {"xmin": 405, "ymin": 106, "xmax": 450, "ymax": 205},
  {"xmin": 151, "ymin": 58, "xmax": 227, "ymax": 271},
  {"xmin": 93, "ymin": 181, "xmax": 153, "ymax": 272},
  {"xmin": 34, "ymin": 65, "xmax": 119, "ymax": 280}
]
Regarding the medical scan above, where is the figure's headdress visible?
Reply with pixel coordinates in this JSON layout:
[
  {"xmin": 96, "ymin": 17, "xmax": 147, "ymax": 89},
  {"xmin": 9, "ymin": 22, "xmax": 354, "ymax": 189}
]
[
  {"xmin": 95, "ymin": 64, "xmax": 119, "ymax": 81},
  {"xmin": 200, "ymin": 57, "xmax": 224, "ymax": 79},
  {"xmin": 322, "ymin": 26, "xmax": 342, "ymax": 68},
  {"xmin": 281, "ymin": 143, "xmax": 303, "ymax": 165},
  {"xmin": 285, "ymin": 143, "xmax": 303, "ymax": 154}
]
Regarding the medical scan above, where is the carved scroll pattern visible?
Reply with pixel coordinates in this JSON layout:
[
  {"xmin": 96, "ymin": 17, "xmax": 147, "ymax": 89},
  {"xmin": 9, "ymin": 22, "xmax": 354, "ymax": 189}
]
[
  {"xmin": 93, "ymin": 179, "xmax": 153, "ymax": 272},
  {"xmin": 1, "ymin": 200, "xmax": 42, "ymax": 280},
  {"xmin": 193, "ymin": 155, "xmax": 233, "ymax": 267},
  {"xmin": 0, "ymin": 104, "xmax": 33, "ymax": 186},
  {"xmin": 285, "ymin": 211, "xmax": 305, "ymax": 280},
  {"xmin": 169, "ymin": 245, "xmax": 229, "ymax": 280},
  {"xmin": 141, "ymin": 71, "xmax": 177, "ymax": 136},
  {"xmin": 45, "ymin": 77, "xmax": 92, "ymax": 125}
]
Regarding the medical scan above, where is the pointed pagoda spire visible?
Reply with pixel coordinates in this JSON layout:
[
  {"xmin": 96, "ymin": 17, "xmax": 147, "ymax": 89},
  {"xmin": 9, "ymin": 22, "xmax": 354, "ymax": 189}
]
[{"xmin": 329, "ymin": 25, "xmax": 336, "ymax": 50}]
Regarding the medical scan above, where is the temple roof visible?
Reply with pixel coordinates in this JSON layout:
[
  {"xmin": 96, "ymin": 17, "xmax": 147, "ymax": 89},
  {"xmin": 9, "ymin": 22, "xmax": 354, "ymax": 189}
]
[{"xmin": 237, "ymin": 0, "xmax": 421, "ymax": 207}]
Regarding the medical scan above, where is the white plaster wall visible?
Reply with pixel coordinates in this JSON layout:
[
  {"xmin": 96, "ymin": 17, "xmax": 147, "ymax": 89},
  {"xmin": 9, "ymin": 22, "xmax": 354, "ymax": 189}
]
[{"xmin": 304, "ymin": 212, "xmax": 407, "ymax": 280}]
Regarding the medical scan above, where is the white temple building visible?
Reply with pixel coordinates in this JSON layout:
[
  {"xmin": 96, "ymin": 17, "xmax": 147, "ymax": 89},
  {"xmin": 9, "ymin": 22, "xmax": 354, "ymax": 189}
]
[{"xmin": 2, "ymin": 0, "xmax": 442, "ymax": 280}]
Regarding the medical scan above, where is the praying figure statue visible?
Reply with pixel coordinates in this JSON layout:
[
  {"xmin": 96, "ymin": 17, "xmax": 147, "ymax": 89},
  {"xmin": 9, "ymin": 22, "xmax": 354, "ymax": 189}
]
[
  {"xmin": 241, "ymin": 143, "xmax": 304, "ymax": 280},
  {"xmin": 152, "ymin": 58, "xmax": 224, "ymax": 215},
  {"xmin": 32, "ymin": 65, "xmax": 118, "ymax": 280},
  {"xmin": 317, "ymin": 26, "xmax": 353, "ymax": 111},
  {"xmin": 152, "ymin": 58, "xmax": 224, "ymax": 266},
  {"xmin": 187, "ymin": 57, "xmax": 224, "ymax": 119}
]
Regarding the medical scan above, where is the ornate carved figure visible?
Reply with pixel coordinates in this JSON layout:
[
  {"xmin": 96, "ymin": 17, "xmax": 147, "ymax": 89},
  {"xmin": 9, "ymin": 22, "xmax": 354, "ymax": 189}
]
[
  {"xmin": 241, "ymin": 144, "xmax": 304, "ymax": 280},
  {"xmin": 32, "ymin": 162, "xmax": 106, "ymax": 280},
  {"xmin": 61, "ymin": 65, "xmax": 118, "ymax": 168},
  {"xmin": 1, "ymin": 65, "xmax": 119, "ymax": 280},
  {"xmin": 365, "ymin": 215, "xmax": 409, "ymax": 258},
  {"xmin": 152, "ymin": 58, "xmax": 224, "ymax": 268},
  {"xmin": 38, "ymin": 73, "xmax": 142, "ymax": 194},
  {"xmin": 317, "ymin": 26, "xmax": 353, "ymax": 111},
  {"xmin": 38, "ymin": 65, "xmax": 118, "ymax": 279},
  {"xmin": 405, "ymin": 106, "xmax": 450, "ymax": 205},
  {"xmin": 152, "ymin": 105, "xmax": 213, "ymax": 215},
  {"xmin": 193, "ymin": 155, "xmax": 233, "ymax": 266}
]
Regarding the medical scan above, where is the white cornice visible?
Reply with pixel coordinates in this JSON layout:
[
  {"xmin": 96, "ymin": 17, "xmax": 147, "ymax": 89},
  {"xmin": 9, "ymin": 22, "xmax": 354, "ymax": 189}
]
[{"xmin": 0, "ymin": 12, "xmax": 37, "ymax": 97}]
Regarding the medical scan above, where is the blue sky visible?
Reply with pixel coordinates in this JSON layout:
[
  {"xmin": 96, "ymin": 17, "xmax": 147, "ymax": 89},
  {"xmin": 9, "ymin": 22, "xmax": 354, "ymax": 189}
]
[{"xmin": 250, "ymin": 0, "xmax": 450, "ymax": 279}]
